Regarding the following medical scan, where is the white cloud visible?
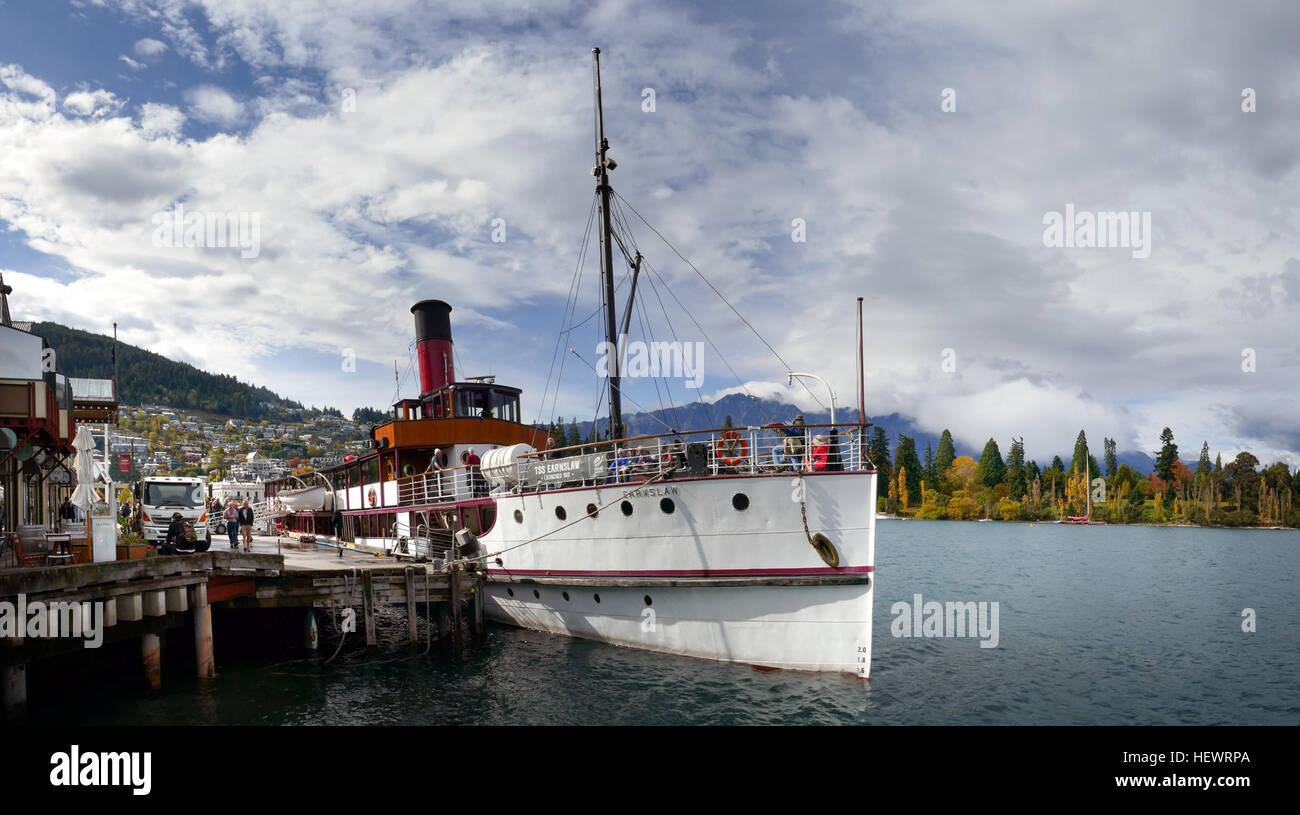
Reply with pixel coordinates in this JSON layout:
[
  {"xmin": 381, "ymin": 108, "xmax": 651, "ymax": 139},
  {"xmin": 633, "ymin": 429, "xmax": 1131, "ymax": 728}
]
[
  {"xmin": 62, "ymin": 89, "xmax": 125, "ymax": 118},
  {"xmin": 182, "ymin": 85, "xmax": 243, "ymax": 124},
  {"xmin": 133, "ymin": 37, "xmax": 167, "ymax": 58},
  {"xmin": 1, "ymin": 2, "xmax": 1298, "ymax": 462},
  {"xmin": 118, "ymin": 55, "xmax": 146, "ymax": 71},
  {"xmin": 138, "ymin": 102, "xmax": 185, "ymax": 137}
]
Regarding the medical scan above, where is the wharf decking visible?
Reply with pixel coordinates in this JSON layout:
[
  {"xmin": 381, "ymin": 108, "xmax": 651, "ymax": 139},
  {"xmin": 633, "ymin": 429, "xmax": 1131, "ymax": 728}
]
[{"xmin": 0, "ymin": 532, "xmax": 483, "ymax": 722}]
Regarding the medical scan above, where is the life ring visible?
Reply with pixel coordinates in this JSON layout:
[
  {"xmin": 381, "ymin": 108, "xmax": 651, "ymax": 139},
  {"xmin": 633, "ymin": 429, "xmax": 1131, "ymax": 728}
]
[
  {"xmin": 367, "ymin": 488, "xmax": 377, "ymax": 506},
  {"xmin": 715, "ymin": 430, "xmax": 748, "ymax": 467}
]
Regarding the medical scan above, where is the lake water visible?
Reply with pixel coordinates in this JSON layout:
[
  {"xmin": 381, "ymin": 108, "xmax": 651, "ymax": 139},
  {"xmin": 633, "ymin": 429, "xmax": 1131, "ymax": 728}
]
[{"xmin": 29, "ymin": 520, "xmax": 1300, "ymax": 725}]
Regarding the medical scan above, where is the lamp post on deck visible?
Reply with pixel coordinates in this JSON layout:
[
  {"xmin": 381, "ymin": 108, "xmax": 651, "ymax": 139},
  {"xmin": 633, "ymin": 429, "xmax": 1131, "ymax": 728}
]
[{"xmin": 787, "ymin": 372, "xmax": 836, "ymax": 426}]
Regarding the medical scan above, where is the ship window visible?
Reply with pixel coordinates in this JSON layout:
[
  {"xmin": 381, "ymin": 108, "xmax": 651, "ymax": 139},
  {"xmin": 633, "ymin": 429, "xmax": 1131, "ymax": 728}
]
[
  {"xmin": 479, "ymin": 504, "xmax": 497, "ymax": 536},
  {"xmin": 586, "ymin": 503, "xmax": 598, "ymax": 518},
  {"xmin": 555, "ymin": 506, "xmax": 567, "ymax": 521},
  {"xmin": 507, "ymin": 588, "xmax": 514, "ymax": 597},
  {"xmin": 660, "ymin": 498, "xmax": 675, "ymax": 514},
  {"xmin": 593, "ymin": 593, "xmax": 601, "ymax": 603},
  {"xmin": 533, "ymin": 589, "xmax": 540, "ymax": 599},
  {"xmin": 563, "ymin": 591, "xmax": 570, "ymax": 602},
  {"xmin": 620, "ymin": 501, "xmax": 633, "ymax": 517},
  {"xmin": 513, "ymin": 509, "xmax": 524, "ymax": 524},
  {"xmin": 644, "ymin": 595, "xmax": 652, "ymax": 606},
  {"xmin": 732, "ymin": 493, "xmax": 749, "ymax": 511}
]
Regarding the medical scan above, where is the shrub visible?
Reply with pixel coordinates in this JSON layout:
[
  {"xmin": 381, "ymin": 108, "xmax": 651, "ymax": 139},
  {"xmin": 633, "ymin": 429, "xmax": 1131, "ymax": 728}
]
[{"xmin": 996, "ymin": 498, "xmax": 1021, "ymax": 521}]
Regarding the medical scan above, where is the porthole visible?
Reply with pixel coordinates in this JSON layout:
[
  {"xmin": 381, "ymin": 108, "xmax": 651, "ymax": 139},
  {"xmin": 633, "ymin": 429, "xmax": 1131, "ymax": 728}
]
[
  {"xmin": 555, "ymin": 506, "xmax": 567, "ymax": 521},
  {"xmin": 586, "ymin": 503, "xmax": 598, "ymax": 518},
  {"xmin": 563, "ymin": 591, "xmax": 570, "ymax": 601},
  {"xmin": 620, "ymin": 501, "xmax": 633, "ymax": 517},
  {"xmin": 732, "ymin": 493, "xmax": 750, "ymax": 511},
  {"xmin": 507, "ymin": 588, "xmax": 514, "ymax": 597},
  {"xmin": 644, "ymin": 595, "xmax": 653, "ymax": 606},
  {"xmin": 513, "ymin": 509, "xmax": 524, "ymax": 523},
  {"xmin": 594, "ymin": 593, "xmax": 601, "ymax": 603},
  {"xmin": 660, "ymin": 497, "xmax": 675, "ymax": 514},
  {"xmin": 533, "ymin": 589, "xmax": 540, "ymax": 599}
]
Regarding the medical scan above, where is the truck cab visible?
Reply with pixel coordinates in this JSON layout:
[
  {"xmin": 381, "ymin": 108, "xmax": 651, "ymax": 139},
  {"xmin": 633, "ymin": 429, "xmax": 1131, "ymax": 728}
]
[{"xmin": 137, "ymin": 476, "xmax": 211, "ymax": 547}]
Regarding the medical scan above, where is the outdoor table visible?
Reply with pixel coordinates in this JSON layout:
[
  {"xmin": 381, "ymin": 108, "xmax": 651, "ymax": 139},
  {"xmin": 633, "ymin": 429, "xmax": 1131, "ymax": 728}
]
[{"xmin": 45, "ymin": 532, "xmax": 73, "ymax": 565}]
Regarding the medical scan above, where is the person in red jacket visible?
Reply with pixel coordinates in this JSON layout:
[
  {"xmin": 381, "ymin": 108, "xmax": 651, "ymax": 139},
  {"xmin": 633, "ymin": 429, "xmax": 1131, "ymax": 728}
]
[{"xmin": 808, "ymin": 434, "xmax": 830, "ymax": 471}]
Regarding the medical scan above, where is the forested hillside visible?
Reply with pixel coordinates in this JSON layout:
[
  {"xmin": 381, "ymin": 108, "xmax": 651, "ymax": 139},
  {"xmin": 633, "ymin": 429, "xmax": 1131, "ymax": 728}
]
[{"xmin": 32, "ymin": 322, "xmax": 303, "ymax": 418}]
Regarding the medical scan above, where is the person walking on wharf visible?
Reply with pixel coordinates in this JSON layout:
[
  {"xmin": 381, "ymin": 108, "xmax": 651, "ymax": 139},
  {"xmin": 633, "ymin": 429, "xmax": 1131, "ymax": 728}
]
[
  {"xmin": 222, "ymin": 500, "xmax": 239, "ymax": 549},
  {"xmin": 238, "ymin": 500, "xmax": 255, "ymax": 552}
]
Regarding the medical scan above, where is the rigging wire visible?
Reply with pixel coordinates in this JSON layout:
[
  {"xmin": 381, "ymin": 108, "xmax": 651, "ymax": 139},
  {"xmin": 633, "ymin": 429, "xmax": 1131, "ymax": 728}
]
[
  {"xmin": 612, "ymin": 190, "xmax": 828, "ymax": 413},
  {"xmin": 533, "ymin": 196, "xmax": 599, "ymax": 435}
]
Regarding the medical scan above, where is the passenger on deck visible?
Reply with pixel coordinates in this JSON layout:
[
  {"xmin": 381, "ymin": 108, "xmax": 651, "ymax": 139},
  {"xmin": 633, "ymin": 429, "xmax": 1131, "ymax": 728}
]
[
  {"xmin": 808, "ymin": 434, "xmax": 830, "ymax": 472},
  {"xmin": 465, "ymin": 448, "xmax": 484, "ymax": 496},
  {"xmin": 783, "ymin": 415, "xmax": 808, "ymax": 468},
  {"xmin": 424, "ymin": 448, "xmax": 446, "ymax": 501}
]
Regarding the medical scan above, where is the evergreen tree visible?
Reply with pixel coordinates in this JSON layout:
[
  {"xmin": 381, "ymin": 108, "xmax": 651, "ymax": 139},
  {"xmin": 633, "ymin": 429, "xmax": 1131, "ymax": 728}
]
[
  {"xmin": 554, "ymin": 416, "xmax": 569, "ymax": 449},
  {"xmin": 978, "ymin": 438, "xmax": 1005, "ymax": 487},
  {"xmin": 1069, "ymin": 430, "xmax": 1094, "ymax": 476},
  {"xmin": 923, "ymin": 442, "xmax": 936, "ymax": 488},
  {"xmin": 1004, "ymin": 437, "xmax": 1027, "ymax": 499},
  {"xmin": 894, "ymin": 435, "xmax": 922, "ymax": 499},
  {"xmin": 1195, "ymin": 441, "xmax": 1212, "ymax": 475},
  {"xmin": 936, "ymin": 429, "xmax": 956, "ymax": 474},
  {"xmin": 1214, "ymin": 453, "xmax": 1222, "ymax": 473},
  {"xmin": 868, "ymin": 426, "xmax": 892, "ymax": 487},
  {"xmin": 1103, "ymin": 437, "xmax": 1118, "ymax": 477},
  {"xmin": 1154, "ymin": 427, "xmax": 1178, "ymax": 482}
]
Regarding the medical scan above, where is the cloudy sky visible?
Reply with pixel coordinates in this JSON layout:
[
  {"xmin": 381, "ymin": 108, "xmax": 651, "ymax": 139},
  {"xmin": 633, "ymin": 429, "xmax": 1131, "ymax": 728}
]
[{"xmin": 0, "ymin": 0, "xmax": 1296, "ymax": 465}]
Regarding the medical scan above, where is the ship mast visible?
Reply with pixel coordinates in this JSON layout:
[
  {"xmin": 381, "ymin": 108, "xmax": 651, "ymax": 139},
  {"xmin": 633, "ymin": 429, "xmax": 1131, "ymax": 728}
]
[{"xmin": 592, "ymin": 47, "xmax": 624, "ymax": 441}]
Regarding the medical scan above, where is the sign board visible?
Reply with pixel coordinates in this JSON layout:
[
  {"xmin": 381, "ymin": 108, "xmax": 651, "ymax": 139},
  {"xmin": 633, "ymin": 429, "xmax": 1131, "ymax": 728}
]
[
  {"xmin": 118, "ymin": 453, "xmax": 132, "ymax": 473},
  {"xmin": 90, "ymin": 516, "xmax": 117, "ymax": 563},
  {"xmin": 525, "ymin": 452, "xmax": 608, "ymax": 486}
]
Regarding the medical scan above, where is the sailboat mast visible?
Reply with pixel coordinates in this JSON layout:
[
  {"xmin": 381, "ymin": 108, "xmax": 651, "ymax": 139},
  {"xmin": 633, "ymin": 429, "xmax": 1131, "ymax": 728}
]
[
  {"xmin": 1086, "ymin": 455, "xmax": 1091, "ymax": 518},
  {"xmin": 592, "ymin": 47, "xmax": 624, "ymax": 441}
]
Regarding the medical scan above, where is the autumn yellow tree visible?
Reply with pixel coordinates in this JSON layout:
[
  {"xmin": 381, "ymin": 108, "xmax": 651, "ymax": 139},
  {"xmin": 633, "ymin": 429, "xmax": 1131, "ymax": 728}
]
[{"xmin": 897, "ymin": 467, "xmax": 909, "ymax": 511}]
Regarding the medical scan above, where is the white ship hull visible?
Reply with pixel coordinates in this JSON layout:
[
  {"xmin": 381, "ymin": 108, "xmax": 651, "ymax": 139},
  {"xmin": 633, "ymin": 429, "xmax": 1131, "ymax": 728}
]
[{"xmin": 481, "ymin": 470, "xmax": 877, "ymax": 676}]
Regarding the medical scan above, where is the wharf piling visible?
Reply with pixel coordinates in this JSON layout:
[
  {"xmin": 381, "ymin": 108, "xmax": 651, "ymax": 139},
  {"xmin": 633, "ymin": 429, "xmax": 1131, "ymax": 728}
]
[{"xmin": 0, "ymin": 538, "xmax": 483, "ymax": 721}]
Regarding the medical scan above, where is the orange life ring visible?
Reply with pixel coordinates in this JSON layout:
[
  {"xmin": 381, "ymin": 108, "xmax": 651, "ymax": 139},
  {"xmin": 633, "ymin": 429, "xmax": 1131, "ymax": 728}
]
[
  {"xmin": 715, "ymin": 430, "xmax": 748, "ymax": 467},
  {"xmin": 367, "ymin": 488, "xmax": 377, "ymax": 506}
]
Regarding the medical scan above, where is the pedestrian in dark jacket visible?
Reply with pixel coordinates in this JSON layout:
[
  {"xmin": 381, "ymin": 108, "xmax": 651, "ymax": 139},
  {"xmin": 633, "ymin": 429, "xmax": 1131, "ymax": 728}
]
[
  {"xmin": 161, "ymin": 512, "xmax": 189, "ymax": 555},
  {"xmin": 238, "ymin": 501, "xmax": 255, "ymax": 552}
]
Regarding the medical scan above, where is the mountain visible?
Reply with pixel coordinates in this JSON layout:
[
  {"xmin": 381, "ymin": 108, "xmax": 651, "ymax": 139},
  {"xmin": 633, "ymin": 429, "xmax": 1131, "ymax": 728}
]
[
  {"xmin": 555, "ymin": 395, "xmax": 966, "ymax": 461},
  {"xmin": 31, "ymin": 321, "xmax": 304, "ymax": 419}
]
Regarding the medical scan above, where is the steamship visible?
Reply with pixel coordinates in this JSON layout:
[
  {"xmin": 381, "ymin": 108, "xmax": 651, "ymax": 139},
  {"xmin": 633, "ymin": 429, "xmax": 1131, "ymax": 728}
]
[{"xmin": 267, "ymin": 50, "xmax": 878, "ymax": 675}]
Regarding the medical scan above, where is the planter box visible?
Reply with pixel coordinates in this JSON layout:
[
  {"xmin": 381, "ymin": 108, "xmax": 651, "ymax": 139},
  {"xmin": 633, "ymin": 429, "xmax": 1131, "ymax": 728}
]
[{"xmin": 116, "ymin": 544, "xmax": 150, "ymax": 561}]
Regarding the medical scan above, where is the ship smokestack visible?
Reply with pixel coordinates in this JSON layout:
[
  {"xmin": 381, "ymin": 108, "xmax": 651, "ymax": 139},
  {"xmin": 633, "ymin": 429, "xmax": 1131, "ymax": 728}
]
[{"xmin": 411, "ymin": 300, "xmax": 455, "ymax": 395}]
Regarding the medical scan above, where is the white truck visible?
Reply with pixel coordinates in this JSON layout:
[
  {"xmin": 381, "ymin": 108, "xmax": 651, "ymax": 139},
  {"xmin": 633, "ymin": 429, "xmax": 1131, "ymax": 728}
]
[{"xmin": 137, "ymin": 476, "xmax": 212, "ymax": 549}]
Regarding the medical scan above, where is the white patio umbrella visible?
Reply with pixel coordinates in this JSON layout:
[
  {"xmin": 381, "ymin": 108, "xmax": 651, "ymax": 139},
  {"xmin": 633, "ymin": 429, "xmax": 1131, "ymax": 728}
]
[{"xmin": 70, "ymin": 424, "xmax": 98, "ymax": 512}]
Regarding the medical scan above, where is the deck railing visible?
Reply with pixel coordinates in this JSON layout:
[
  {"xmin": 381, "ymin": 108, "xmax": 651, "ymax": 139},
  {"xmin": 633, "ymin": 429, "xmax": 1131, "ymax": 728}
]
[
  {"xmin": 321, "ymin": 423, "xmax": 871, "ymax": 511},
  {"xmin": 502, "ymin": 423, "xmax": 869, "ymax": 497}
]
